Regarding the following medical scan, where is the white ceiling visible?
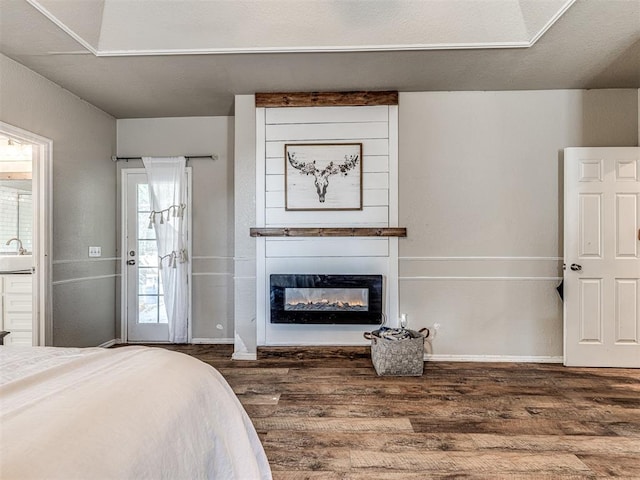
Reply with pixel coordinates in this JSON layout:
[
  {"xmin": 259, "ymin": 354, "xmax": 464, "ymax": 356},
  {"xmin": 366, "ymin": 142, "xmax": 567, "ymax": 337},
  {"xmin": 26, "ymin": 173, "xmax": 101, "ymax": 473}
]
[
  {"xmin": 29, "ymin": 0, "xmax": 574, "ymax": 53},
  {"xmin": 0, "ymin": 0, "xmax": 638, "ymax": 118}
]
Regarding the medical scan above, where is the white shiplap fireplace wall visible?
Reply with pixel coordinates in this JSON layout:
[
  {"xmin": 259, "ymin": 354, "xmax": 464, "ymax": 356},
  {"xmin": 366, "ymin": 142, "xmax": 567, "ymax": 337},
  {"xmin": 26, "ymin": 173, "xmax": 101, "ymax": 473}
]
[{"xmin": 255, "ymin": 101, "xmax": 399, "ymax": 345}]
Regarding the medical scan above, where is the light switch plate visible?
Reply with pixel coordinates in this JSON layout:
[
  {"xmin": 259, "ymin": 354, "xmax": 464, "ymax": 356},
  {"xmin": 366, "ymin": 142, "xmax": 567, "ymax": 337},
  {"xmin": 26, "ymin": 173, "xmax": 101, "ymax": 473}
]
[{"xmin": 88, "ymin": 246, "xmax": 102, "ymax": 257}]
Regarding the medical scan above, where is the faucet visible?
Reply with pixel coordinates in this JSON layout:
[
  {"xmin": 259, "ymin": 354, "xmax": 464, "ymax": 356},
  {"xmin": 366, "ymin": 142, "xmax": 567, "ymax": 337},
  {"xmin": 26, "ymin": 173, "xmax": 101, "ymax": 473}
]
[{"xmin": 6, "ymin": 238, "xmax": 26, "ymax": 255}]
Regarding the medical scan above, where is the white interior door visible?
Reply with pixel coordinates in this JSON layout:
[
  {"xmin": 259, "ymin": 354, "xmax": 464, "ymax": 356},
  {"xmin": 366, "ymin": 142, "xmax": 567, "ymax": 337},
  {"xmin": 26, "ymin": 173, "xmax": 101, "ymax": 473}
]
[{"xmin": 564, "ymin": 147, "xmax": 640, "ymax": 367}]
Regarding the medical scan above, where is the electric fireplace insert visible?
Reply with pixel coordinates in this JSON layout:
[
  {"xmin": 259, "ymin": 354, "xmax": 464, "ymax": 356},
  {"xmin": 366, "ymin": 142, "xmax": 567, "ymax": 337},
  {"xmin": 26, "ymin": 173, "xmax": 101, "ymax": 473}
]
[{"xmin": 270, "ymin": 274, "xmax": 383, "ymax": 324}]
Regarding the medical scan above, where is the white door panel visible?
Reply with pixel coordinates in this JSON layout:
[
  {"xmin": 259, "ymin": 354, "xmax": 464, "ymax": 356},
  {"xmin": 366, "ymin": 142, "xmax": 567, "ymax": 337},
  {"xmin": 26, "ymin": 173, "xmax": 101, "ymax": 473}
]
[
  {"xmin": 564, "ymin": 147, "xmax": 640, "ymax": 367},
  {"xmin": 125, "ymin": 172, "xmax": 168, "ymax": 342}
]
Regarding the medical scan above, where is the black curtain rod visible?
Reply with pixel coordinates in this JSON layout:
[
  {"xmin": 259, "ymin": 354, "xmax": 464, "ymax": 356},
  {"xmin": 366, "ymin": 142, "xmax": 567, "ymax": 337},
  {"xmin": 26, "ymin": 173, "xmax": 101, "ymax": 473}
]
[{"xmin": 111, "ymin": 154, "xmax": 217, "ymax": 162}]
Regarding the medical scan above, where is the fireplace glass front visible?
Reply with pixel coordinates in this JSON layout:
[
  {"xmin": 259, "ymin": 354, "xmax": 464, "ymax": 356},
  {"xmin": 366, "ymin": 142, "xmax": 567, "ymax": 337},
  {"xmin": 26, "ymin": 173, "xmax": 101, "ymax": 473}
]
[
  {"xmin": 284, "ymin": 288, "xmax": 369, "ymax": 312},
  {"xmin": 270, "ymin": 274, "xmax": 382, "ymax": 324}
]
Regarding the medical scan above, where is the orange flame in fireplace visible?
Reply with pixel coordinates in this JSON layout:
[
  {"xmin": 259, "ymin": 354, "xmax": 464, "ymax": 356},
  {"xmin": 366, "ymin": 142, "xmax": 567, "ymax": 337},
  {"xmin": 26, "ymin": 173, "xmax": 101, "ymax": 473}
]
[{"xmin": 285, "ymin": 288, "xmax": 369, "ymax": 311}]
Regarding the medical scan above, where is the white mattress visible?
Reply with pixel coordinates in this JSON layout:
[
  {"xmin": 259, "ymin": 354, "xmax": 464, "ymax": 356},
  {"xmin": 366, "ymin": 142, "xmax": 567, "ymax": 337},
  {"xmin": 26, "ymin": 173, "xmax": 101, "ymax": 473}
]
[{"xmin": 0, "ymin": 346, "xmax": 272, "ymax": 479}]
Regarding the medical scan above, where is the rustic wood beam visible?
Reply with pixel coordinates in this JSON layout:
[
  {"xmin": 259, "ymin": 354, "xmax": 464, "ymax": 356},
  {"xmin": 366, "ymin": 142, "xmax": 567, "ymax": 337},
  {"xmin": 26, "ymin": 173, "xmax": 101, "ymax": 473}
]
[
  {"xmin": 0, "ymin": 172, "xmax": 31, "ymax": 180},
  {"xmin": 255, "ymin": 91, "xmax": 398, "ymax": 108},
  {"xmin": 250, "ymin": 227, "xmax": 407, "ymax": 238}
]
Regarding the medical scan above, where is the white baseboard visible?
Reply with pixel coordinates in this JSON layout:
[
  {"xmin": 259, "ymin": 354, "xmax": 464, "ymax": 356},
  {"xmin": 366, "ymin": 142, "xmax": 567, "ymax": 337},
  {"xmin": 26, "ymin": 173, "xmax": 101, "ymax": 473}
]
[
  {"xmin": 191, "ymin": 337, "xmax": 234, "ymax": 344},
  {"xmin": 425, "ymin": 354, "xmax": 563, "ymax": 363},
  {"xmin": 253, "ymin": 345, "xmax": 561, "ymax": 364},
  {"xmin": 232, "ymin": 352, "xmax": 257, "ymax": 361},
  {"xmin": 104, "ymin": 335, "xmax": 561, "ymax": 364}
]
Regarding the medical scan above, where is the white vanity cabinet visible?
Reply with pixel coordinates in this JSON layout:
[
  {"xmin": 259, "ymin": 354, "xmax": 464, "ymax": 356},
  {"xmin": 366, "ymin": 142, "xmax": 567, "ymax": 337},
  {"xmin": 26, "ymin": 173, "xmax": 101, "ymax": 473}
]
[{"xmin": 0, "ymin": 275, "xmax": 33, "ymax": 346}]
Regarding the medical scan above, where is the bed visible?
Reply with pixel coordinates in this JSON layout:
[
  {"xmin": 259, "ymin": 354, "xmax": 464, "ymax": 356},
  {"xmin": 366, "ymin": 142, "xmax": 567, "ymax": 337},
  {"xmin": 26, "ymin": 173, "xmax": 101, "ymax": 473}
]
[{"xmin": 0, "ymin": 345, "xmax": 272, "ymax": 479}]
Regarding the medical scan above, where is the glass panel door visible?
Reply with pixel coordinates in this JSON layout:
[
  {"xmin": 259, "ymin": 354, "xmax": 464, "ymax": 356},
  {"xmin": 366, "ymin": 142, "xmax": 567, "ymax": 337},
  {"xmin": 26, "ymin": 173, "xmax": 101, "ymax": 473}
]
[
  {"xmin": 125, "ymin": 172, "xmax": 169, "ymax": 342},
  {"xmin": 136, "ymin": 184, "xmax": 168, "ymax": 325}
]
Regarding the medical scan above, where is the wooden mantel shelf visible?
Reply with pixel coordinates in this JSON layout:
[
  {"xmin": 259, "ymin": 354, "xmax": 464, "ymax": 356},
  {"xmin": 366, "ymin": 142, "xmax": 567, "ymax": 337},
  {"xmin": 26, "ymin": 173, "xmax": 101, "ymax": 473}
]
[{"xmin": 250, "ymin": 227, "xmax": 407, "ymax": 238}]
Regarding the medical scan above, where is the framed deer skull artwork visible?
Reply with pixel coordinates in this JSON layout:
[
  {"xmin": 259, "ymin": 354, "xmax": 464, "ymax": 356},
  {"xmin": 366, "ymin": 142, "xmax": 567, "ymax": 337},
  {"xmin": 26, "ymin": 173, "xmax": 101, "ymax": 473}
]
[{"xmin": 284, "ymin": 143, "xmax": 363, "ymax": 211}]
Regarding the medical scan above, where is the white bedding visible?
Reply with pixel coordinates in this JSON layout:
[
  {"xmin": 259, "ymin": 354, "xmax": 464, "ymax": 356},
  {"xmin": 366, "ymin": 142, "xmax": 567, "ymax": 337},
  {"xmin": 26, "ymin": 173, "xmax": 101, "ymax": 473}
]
[{"xmin": 0, "ymin": 346, "xmax": 272, "ymax": 479}]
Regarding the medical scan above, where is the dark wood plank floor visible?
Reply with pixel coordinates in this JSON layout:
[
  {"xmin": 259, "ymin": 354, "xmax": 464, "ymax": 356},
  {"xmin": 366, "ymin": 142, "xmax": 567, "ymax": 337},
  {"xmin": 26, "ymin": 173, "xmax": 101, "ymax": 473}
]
[{"xmin": 147, "ymin": 344, "xmax": 640, "ymax": 479}]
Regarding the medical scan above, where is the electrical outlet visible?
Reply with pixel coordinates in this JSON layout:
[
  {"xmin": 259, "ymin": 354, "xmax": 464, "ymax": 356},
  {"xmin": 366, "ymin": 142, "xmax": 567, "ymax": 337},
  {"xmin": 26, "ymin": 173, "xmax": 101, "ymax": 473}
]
[{"xmin": 88, "ymin": 246, "xmax": 102, "ymax": 257}]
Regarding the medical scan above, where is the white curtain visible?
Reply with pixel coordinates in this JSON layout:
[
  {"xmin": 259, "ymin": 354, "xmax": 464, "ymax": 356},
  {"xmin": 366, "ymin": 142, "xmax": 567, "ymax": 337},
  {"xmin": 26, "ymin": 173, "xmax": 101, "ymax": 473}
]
[{"xmin": 142, "ymin": 156, "xmax": 189, "ymax": 343}]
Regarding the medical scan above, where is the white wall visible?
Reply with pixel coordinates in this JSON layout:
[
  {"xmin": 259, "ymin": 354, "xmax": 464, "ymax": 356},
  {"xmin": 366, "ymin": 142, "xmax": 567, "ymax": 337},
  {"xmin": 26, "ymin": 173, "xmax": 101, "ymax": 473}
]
[
  {"xmin": 255, "ymin": 105, "xmax": 399, "ymax": 346},
  {"xmin": 233, "ymin": 95, "xmax": 258, "ymax": 358},
  {"xmin": 0, "ymin": 53, "xmax": 117, "ymax": 347},
  {"xmin": 116, "ymin": 116, "xmax": 234, "ymax": 342},
  {"xmin": 399, "ymin": 89, "xmax": 638, "ymax": 360}
]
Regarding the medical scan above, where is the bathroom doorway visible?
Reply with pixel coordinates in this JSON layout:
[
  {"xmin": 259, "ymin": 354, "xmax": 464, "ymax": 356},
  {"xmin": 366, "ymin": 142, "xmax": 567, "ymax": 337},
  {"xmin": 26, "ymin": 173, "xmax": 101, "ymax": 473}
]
[{"xmin": 0, "ymin": 122, "xmax": 52, "ymax": 346}]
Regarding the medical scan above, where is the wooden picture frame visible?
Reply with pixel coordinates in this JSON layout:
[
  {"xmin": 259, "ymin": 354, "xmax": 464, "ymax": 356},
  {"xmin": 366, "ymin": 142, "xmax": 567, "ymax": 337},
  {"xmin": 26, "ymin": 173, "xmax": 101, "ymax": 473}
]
[{"xmin": 284, "ymin": 143, "xmax": 363, "ymax": 211}]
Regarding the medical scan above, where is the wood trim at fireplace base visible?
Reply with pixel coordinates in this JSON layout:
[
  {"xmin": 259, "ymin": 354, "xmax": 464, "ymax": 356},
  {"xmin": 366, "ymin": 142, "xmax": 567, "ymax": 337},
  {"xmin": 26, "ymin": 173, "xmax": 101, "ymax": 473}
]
[{"xmin": 258, "ymin": 346, "xmax": 371, "ymax": 361}]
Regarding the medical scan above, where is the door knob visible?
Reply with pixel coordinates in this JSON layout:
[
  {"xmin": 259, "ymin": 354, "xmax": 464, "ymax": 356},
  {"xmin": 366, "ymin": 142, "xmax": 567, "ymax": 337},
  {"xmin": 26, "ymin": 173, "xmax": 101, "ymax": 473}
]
[
  {"xmin": 127, "ymin": 259, "xmax": 136, "ymax": 266},
  {"xmin": 570, "ymin": 263, "xmax": 582, "ymax": 272}
]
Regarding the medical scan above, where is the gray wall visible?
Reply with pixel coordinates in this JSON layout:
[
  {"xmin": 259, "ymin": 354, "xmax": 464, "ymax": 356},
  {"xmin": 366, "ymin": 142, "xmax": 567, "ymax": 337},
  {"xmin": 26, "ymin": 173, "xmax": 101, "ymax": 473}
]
[
  {"xmin": 0, "ymin": 53, "xmax": 117, "ymax": 347},
  {"xmin": 232, "ymin": 89, "xmax": 638, "ymax": 359},
  {"xmin": 399, "ymin": 89, "xmax": 638, "ymax": 358},
  {"xmin": 116, "ymin": 117, "xmax": 234, "ymax": 341},
  {"xmin": 4, "ymin": 56, "xmax": 635, "ymax": 355}
]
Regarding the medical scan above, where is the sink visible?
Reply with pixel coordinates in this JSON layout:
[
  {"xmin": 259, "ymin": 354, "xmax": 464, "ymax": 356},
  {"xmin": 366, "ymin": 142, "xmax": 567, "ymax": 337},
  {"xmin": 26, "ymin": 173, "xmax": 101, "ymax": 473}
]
[{"xmin": 0, "ymin": 255, "xmax": 33, "ymax": 272}]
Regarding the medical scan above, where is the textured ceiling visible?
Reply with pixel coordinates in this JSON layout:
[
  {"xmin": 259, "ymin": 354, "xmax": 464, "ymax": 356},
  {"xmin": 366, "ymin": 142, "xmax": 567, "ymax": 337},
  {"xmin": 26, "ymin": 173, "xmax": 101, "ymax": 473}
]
[{"xmin": 0, "ymin": 0, "xmax": 638, "ymax": 118}]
